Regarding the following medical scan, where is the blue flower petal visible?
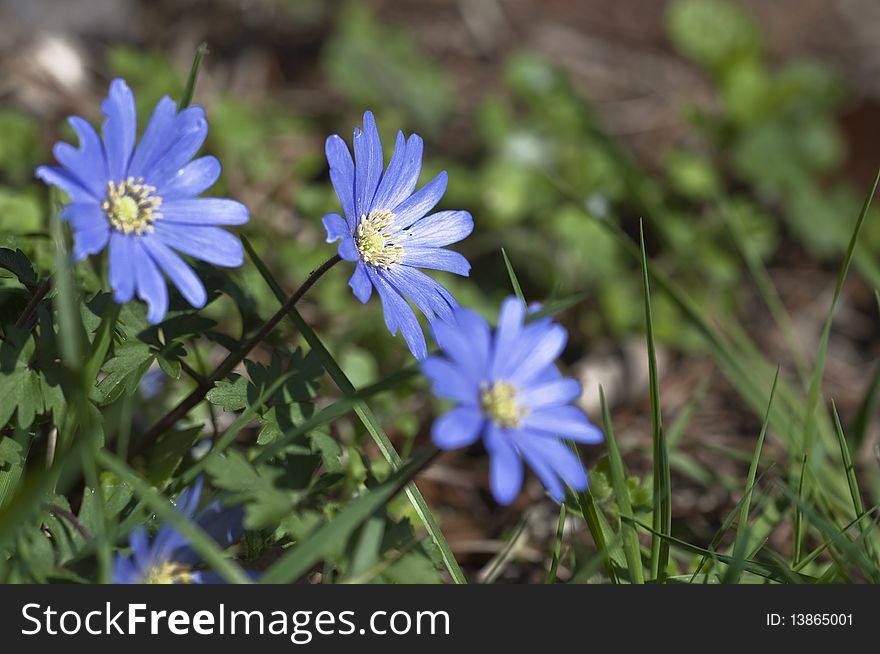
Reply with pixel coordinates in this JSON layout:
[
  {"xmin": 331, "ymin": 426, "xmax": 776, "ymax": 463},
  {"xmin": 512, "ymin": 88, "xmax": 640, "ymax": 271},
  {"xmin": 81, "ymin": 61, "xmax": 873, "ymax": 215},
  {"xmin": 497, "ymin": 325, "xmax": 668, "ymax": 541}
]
[
  {"xmin": 507, "ymin": 323, "xmax": 568, "ymax": 386},
  {"xmin": 520, "ymin": 439, "xmax": 588, "ymax": 491},
  {"xmin": 160, "ymin": 156, "xmax": 221, "ymax": 200},
  {"xmin": 520, "ymin": 378, "xmax": 582, "ymax": 408},
  {"xmin": 70, "ymin": 225, "xmax": 109, "ymax": 262},
  {"xmin": 367, "ymin": 266, "xmax": 427, "ymax": 359},
  {"xmin": 130, "ymin": 526, "xmax": 152, "ymax": 572},
  {"xmin": 485, "ymin": 425, "xmax": 524, "ymax": 505},
  {"xmin": 522, "ymin": 405, "xmax": 604, "ymax": 444},
  {"xmin": 338, "ymin": 236, "xmax": 360, "ymax": 261},
  {"xmin": 405, "ymin": 210, "xmax": 473, "ymax": 248},
  {"xmin": 431, "ymin": 307, "xmax": 492, "ymax": 381},
  {"xmin": 322, "ymin": 213, "xmax": 350, "ymax": 243},
  {"xmin": 382, "ymin": 266, "xmax": 456, "ymax": 323},
  {"xmin": 145, "ymin": 107, "xmax": 209, "ymax": 188},
  {"xmin": 35, "ymin": 165, "xmax": 97, "ymax": 203},
  {"xmin": 421, "ymin": 355, "xmax": 479, "ymax": 404},
  {"xmin": 432, "ymin": 406, "xmax": 484, "ymax": 449},
  {"xmin": 100, "ymin": 79, "xmax": 137, "ymax": 179},
  {"xmin": 371, "ymin": 132, "xmax": 423, "ymax": 211},
  {"xmin": 53, "ymin": 117, "xmax": 108, "ymax": 197},
  {"xmin": 161, "ymin": 198, "xmax": 249, "ymax": 225},
  {"xmin": 152, "ymin": 222, "xmax": 243, "ymax": 267},
  {"xmin": 402, "ymin": 247, "xmax": 470, "ymax": 276},
  {"xmin": 111, "ymin": 555, "xmax": 140, "ymax": 584},
  {"xmin": 141, "ymin": 237, "xmax": 207, "ymax": 309},
  {"xmin": 325, "ymin": 134, "xmax": 356, "ymax": 228},
  {"xmin": 490, "ymin": 297, "xmax": 525, "ymax": 380},
  {"xmin": 348, "ymin": 260, "xmax": 372, "ymax": 303},
  {"xmin": 354, "ymin": 111, "xmax": 383, "ymax": 217},
  {"xmin": 126, "ymin": 96, "xmax": 177, "ymax": 179},
  {"xmin": 108, "ymin": 232, "xmax": 137, "ymax": 303},
  {"xmin": 134, "ymin": 240, "xmax": 169, "ymax": 323},
  {"xmin": 392, "ymin": 171, "xmax": 448, "ymax": 228},
  {"xmin": 514, "ymin": 434, "xmax": 566, "ymax": 501}
]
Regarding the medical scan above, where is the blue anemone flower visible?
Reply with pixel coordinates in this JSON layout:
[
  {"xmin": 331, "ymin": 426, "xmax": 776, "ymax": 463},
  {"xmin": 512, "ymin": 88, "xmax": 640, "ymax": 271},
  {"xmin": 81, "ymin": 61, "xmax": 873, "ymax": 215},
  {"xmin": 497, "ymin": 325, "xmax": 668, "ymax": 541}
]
[
  {"xmin": 36, "ymin": 78, "xmax": 249, "ymax": 324},
  {"xmin": 112, "ymin": 478, "xmax": 244, "ymax": 584},
  {"xmin": 423, "ymin": 297, "xmax": 604, "ymax": 505},
  {"xmin": 322, "ymin": 111, "xmax": 473, "ymax": 360}
]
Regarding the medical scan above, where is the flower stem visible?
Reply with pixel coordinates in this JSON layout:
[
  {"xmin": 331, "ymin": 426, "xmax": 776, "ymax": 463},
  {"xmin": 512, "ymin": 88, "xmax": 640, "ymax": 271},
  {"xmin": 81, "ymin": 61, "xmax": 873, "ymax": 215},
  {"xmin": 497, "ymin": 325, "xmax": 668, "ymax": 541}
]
[{"xmin": 130, "ymin": 254, "xmax": 341, "ymax": 458}]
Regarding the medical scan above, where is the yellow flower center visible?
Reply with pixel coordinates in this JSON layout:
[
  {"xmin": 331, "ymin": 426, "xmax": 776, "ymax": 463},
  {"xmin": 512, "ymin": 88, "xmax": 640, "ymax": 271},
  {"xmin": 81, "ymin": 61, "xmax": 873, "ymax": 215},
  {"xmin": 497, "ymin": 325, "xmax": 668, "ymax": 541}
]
[
  {"xmin": 355, "ymin": 209, "xmax": 404, "ymax": 268},
  {"xmin": 480, "ymin": 381, "xmax": 527, "ymax": 428},
  {"xmin": 143, "ymin": 560, "xmax": 194, "ymax": 584},
  {"xmin": 102, "ymin": 177, "xmax": 162, "ymax": 235}
]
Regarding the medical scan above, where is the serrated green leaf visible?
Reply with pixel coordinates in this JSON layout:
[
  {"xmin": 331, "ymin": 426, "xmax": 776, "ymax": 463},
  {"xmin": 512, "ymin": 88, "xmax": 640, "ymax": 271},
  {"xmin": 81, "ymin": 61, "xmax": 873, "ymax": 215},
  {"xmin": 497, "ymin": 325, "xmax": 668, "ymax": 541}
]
[
  {"xmin": 92, "ymin": 340, "xmax": 154, "ymax": 404},
  {"xmin": 206, "ymin": 375, "xmax": 249, "ymax": 412}
]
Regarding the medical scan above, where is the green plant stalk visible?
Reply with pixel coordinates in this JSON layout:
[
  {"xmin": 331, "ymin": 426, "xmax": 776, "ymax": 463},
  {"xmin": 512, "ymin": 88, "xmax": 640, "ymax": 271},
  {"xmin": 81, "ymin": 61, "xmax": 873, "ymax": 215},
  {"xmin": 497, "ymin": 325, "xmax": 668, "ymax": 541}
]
[
  {"xmin": 545, "ymin": 504, "xmax": 566, "ymax": 584},
  {"xmin": 640, "ymin": 223, "xmax": 670, "ymax": 581},
  {"xmin": 600, "ymin": 386, "xmax": 644, "ymax": 583}
]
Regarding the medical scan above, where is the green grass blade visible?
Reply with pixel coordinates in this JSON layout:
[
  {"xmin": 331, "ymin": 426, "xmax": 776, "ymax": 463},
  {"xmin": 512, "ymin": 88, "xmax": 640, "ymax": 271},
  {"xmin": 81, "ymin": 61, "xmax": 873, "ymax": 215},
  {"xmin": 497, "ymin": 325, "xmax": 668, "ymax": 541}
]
[
  {"xmin": 797, "ymin": 169, "xmax": 880, "ymax": 561},
  {"xmin": 260, "ymin": 447, "xmax": 436, "ymax": 583},
  {"xmin": 545, "ymin": 504, "xmax": 566, "ymax": 584},
  {"xmin": 640, "ymin": 222, "xmax": 670, "ymax": 581},
  {"xmin": 178, "ymin": 43, "xmax": 209, "ymax": 109},
  {"xmin": 728, "ymin": 367, "xmax": 779, "ymax": 584},
  {"xmin": 830, "ymin": 400, "xmax": 873, "ymax": 563},
  {"xmin": 96, "ymin": 450, "xmax": 251, "ymax": 584},
  {"xmin": 572, "ymin": 484, "xmax": 620, "ymax": 584},
  {"xmin": 242, "ymin": 236, "xmax": 466, "ymax": 584},
  {"xmin": 501, "ymin": 248, "xmax": 525, "ymax": 302},
  {"xmin": 600, "ymin": 385, "xmax": 644, "ymax": 583}
]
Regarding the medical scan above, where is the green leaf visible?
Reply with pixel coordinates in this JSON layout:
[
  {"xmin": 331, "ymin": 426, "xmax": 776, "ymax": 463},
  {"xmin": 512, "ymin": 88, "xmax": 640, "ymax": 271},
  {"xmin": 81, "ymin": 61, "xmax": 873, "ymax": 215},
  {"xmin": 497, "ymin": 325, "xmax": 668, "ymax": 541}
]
[
  {"xmin": 92, "ymin": 340, "xmax": 154, "ymax": 405},
  {"xmin": 0, "ymin": 436, "xmax": 25, "ymax": 509},
  {"xmin": 204, "ymin": 451, "xmax": 298, "ymax": 530},
  {"xmin": 146, "ymin": 426, "xmax": 203, "ymax": 487},
  {"xmin": 0, "ymin": 248, "xmax": 38, "ymax": 289},
  {"xmin": 206, "ymin": 375, "xmax": 249, "ymax": 411}
]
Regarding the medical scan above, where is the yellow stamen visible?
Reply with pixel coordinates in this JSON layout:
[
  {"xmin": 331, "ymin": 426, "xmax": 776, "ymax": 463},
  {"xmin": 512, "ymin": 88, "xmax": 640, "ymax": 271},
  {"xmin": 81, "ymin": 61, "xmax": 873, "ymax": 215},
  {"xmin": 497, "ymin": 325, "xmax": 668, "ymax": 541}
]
[
  {"xmin": 355, "ymin": 209, "xmax": 405, "ymax": 268},
  {"xmin": 143, "ymin": 561, "xmax": 194, "ymax": 584},
  {"xmin": 102, "ymin": 177, "xmax": 162, "ymax": 235},
  {"xmin": 480, "ymin": 381, "xmax": 527, "ymax": 428}
]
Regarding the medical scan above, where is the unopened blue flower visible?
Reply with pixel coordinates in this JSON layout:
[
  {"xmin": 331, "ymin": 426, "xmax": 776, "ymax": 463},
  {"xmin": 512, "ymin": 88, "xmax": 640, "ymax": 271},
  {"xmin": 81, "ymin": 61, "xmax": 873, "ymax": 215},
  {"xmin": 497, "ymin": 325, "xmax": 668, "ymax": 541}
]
[
  {"xmin": 112, "ymin": 478, "xmax": 244, "ymax": 584},
  {"xmin": 423, "ymin": 297, "xmax": 604, "ymax": 505},
  {"xmin": 36, "ymin": 79, "xmax": 248, "ymax": 324},
  {"xmin": 322, "ymin": 111, "xmax": 473, "ymax": 359}
]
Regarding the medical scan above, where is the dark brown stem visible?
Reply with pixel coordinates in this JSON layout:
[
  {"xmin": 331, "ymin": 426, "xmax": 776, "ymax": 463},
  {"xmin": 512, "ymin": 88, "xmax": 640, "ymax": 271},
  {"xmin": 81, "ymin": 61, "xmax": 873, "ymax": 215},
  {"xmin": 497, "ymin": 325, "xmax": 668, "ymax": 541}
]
[
  {"xmin": 44, "ymin": 502, "xmax": 92, "ymax": 541},
  {"xmin": 15, "ymin": 279, "xmax": 50, "ymax": 329},
  {"xmin": 129, "ymin": 255, "xmax": 341, "ymax": 458}
]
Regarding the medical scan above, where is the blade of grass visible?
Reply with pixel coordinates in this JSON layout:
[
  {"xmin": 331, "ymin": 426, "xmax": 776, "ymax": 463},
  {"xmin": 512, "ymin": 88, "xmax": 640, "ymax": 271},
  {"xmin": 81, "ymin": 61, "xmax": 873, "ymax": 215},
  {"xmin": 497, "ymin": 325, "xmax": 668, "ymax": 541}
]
[
  {"xmin": 479, "ymin": 515, "xmax": 528, "ymax": 584},
  {"xmin": 600, "ymin": 385, "xmax": 644, "ymax": 583},
  {"xmin": 545, "ymin": 504, "xmax": 567, "ymax": 584},
  {"xmin": 501, "ymin": 248, "xmax": 525, "ymax": 301},
  {"xmin": 831, "ymin": 400, "xmax": 873, "ymax": 562},
  {"xmin": 178, "ymin": 43, "xmax": 208, "ymax": 109},
  {"xmin": 95, "ymin": 449, "xmax": 251, "ymax": 584},
  {"xmin": 640, "ymin": 222, "xmax": 670, "ymax": 581},
  {"xmin": 242, "ymin": 236, "xmax": 466, "ymax": 584},
  {"xmin": 797, "ymin": 169, "xmax": 880, "ymax": 562},
  {"xmin": 727, "ymin": 367, "xmax": 779, "ymax": 584}
]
